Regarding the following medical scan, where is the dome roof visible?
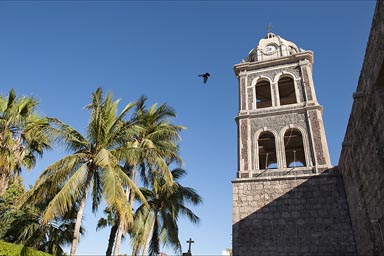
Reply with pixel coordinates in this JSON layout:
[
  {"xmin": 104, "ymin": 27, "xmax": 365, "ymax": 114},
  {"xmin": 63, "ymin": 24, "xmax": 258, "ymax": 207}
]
[{"xmin": 247, "ymin": 32, "xmax": 303, "ymax": 62}]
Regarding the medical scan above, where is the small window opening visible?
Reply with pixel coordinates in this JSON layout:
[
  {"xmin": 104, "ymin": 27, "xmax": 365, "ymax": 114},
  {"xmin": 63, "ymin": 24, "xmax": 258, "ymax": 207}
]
[
  {"xmin": 278, "ymin": 76, "xmax": 297, "ymax": 105},
  {"xmin": 284, "ymin": 129, "xmax": 306, "ymax": 167},
  {"xmin": 258, "ymin": 132, "xmax": 278, "ymax": 169},
  {"xmin": 256, "ymin": 80, "xmax": 272, "ymax": 108}
]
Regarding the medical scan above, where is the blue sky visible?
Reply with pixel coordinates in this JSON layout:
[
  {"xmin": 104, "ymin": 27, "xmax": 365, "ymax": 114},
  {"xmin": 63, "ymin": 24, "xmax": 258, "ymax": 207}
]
[{"xmin": 0, "ymin": 0, "xmax": 376, "ymax": 255}]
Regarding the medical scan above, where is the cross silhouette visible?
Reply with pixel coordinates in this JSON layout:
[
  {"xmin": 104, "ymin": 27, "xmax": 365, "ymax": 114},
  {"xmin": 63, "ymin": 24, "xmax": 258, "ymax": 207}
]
[{"xmin": 186, "ymin": 238, "xmax": 194, "ymax": 253}]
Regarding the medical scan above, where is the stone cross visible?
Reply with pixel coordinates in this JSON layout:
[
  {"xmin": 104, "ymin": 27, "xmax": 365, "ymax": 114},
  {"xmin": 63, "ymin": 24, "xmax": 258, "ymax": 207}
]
[{"xmin": 186, "ymin": 238, "xmax": 194, "ymax": 253}]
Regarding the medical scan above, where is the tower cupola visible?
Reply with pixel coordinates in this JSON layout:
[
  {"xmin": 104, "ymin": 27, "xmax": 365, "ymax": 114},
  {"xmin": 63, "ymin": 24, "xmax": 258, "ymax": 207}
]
[{"xmin": 247, "ymin": 32, "xmax": 303, "ymax": 62}]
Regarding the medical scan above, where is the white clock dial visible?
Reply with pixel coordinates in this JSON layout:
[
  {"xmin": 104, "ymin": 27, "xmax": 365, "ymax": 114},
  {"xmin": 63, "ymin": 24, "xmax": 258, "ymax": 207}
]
[{"xmin": 264, "ymin": 44, "xmax": 277, "ymax": 54}]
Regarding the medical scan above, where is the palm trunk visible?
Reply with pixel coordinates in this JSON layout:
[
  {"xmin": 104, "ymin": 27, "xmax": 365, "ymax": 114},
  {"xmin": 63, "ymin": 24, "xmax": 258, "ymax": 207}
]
[
  {"xmin": 106, "ymin": 223, "xmax": 118, "ymax": 256},
  {"xmin": 142, "ymin": 217, "xmax": 155, "ymax": 256},
  {"xmin": 152, "ymin": 214, "xmax": 160, "ymax": 255},
  {"xmin": 113, "ymin": 219, "xmax": 124, "ymax": 256},
  {"xmin": 113, "ymin": 165, "xmax": 137, "ymax": 256},
  {"xmin": 70, "ymin": 172, "xmax": 93, "ymax": 256}
]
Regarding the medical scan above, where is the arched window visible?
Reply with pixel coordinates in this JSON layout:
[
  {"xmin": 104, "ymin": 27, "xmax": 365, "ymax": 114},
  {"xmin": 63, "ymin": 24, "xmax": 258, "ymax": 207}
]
[
  {"xmin": 278, "ymin": 76, "xmax": 297, "ymax": 105},
  {"xmin": 284, "ymin": 129, "xmax": 306, "ymax": 167},
  {"xmin": 256, "ymin": 80, "xmax": 272, "ymax": 108},
  {"xmin": 258, "ymin": 132, "xmax": 278, "ymax": 169}
]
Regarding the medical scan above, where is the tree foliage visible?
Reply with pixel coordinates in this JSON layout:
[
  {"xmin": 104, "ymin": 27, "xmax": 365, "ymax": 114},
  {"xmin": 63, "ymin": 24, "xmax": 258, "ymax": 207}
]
[
  {"xmin": 0, "ymin": 176, "xmax": 83, "ymax": 255},
  {"xmin": 0, "ymin": 88, "xmax": 201, "ymax": 255},
  {"xmin": 131, "ymin": 167, "xmax": 202, "ymax": 255},
  {"xmin": 0, "ymin": 176, "xmax": 25, "ymax": 238},
  {"xmin": 0, "ymin": 89, "xmax": 53, "ymax": 196},
  {"xmin": 19, "ymin": 88, "xmax": 146, "ymax": 255},
  {"xmin": 0, "ymin": 240, "xmax": 52, "ymax": 256}
]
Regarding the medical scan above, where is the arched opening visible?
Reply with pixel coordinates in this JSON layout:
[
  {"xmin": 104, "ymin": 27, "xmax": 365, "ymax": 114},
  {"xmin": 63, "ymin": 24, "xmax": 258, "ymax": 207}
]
[
  {"xmin": 284, "ymin": 129, "xmax": 306, "ymax": 167},
  {"xmin": 258, "ymin": 132, "xmax": 278, "ymax": 169},
  {"xmin": 256, "ymin": 80, "xmax": 272, "ymax": 108},
  {"xmin": 278, "ymin": 76, "xmax": 297, "ymax": 105}
]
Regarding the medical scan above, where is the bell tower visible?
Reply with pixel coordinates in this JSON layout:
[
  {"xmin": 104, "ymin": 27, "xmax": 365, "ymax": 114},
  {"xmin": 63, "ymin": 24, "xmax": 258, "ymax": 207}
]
[
  {"xmin": 231, "ymin": 33, "xmax": 356, "ymax": 256},
  {"xmin": 234, "ymin": 32, "xmax": 331, "ymax": 178}
]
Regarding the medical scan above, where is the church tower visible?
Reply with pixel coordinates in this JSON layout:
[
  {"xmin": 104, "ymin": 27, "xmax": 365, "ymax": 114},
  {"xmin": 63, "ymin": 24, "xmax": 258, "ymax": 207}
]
[
  {"xmin": 232, "ymin": 33, "xmax": 356, "ymax": 255},
  {"xmin": 235, "ymin": 32, "xmax": 331, "ymax": 178}
]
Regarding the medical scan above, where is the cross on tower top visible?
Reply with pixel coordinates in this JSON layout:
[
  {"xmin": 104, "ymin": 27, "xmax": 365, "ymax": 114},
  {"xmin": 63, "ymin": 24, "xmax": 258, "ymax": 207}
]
[
  {"xmin": 267, "ymin": 23, "xmax": 272, "ymax": 33},
  {"xmin": 186, "ymin": 238, "xmax": 194, "ymax": 253}
]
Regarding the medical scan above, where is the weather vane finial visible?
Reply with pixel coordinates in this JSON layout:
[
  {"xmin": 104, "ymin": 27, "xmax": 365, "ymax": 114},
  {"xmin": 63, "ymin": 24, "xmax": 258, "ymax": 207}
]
[{"xmin": 267, "ymin": 23, "xmax": 272, "ymax": 33}]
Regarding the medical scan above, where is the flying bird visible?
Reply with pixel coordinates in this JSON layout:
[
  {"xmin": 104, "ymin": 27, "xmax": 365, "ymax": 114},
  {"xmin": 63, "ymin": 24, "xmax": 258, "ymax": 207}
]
[{"xmin": 198, "ymin": 72, "xmax": 210, "ymax": 84}]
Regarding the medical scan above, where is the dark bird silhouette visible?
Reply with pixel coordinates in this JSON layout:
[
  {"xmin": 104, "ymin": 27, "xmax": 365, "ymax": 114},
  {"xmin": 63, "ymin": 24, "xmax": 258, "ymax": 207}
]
[{"xmin": 198, "ymin": 72, "xmax": 210, "ymax": 84}]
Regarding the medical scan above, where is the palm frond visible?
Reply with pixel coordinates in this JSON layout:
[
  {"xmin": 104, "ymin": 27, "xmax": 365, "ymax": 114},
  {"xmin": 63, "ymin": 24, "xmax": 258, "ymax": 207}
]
[
  {"xmin": 96, "ymin": 218, "xmax": 108, "ymax": 231},
  {"xmin": 100, "ymin": 164, "xmax": 134, "ymax": 230},
  {"xmin": 91, "ymin": 171, "xmax": 103, "ymax": 213},
  {"xmin": 41, "ymin": 164, "xmax": 88, "ymax": 223}
]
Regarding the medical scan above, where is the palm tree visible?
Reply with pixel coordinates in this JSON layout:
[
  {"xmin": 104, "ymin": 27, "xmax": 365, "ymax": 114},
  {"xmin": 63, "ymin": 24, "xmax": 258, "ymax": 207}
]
[
  {"xmin": 113, "ymin": 96, "xmax": 185, "ymax": 256},
  {"xmin": 0, "ymin": 89, "xmax": 52, "ymax": 196},
  {"xmin": 132, "ymin": 96, "xmax": 184, "ymax": 186},
  {"xmin": 96, "ymin": 207, "xmax": 120, "ymax": 256},
  {"xmin": 3, "ymin": 200, "xmax": 84, "ymax": 255},
  {"xmin": 19, "ymin": 88, "xmax": 146, "ymax": 256},
  {"xmin": 0, "ymin": 176, "xmax": 82, "ymax": 256},
  {"xmin": 131, "ymin": 167, "xmax": 202, "ymax": 255},
  {"xmin": 130, "ymin": 207, "xmax": 154, "ymax": 256}
]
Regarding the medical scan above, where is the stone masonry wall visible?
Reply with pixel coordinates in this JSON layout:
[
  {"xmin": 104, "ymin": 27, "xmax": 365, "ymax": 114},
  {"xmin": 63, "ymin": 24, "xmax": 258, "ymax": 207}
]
[
  {"xmin": 338, "ymin": 1, "xmax": 384, "ymax": 255},
  {"xmin": 232, "ymin": 172, "xmax": 356, "ymax": 255}
]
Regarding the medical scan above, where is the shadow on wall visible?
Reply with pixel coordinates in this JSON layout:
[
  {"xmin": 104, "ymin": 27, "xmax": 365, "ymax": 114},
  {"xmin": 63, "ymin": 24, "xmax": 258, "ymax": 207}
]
[{"xmin": 232, "ymin": 172, "xmax": 357, "ymax": 256}]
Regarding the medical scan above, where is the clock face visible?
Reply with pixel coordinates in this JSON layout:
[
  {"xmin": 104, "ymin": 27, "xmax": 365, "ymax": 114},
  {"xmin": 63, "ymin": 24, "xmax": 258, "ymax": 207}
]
[{"xmin": 264, "ymin": 44, "xmax": 277, "ymax": 54}]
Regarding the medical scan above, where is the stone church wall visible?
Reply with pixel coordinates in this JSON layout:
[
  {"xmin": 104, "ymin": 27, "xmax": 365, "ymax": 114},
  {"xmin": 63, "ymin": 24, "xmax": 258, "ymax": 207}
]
[
  {"xmin": 338, "ymin": 1, "xmax": 384, "ymax": 255},
  {"xmin": 232, "ymin": 171, "xmax": 357, "ymax": 255}
]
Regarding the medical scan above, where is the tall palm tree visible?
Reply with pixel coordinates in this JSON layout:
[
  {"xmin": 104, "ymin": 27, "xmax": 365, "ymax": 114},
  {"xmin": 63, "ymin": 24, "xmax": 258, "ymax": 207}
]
[
  {"xmin": 0, "ymin": 89, "xmax": 52, "ymax": 196},
  {"xmin": 19, "ymin": 88, "xmax": 146, "ymax": 256},
  {"xmin": 113, "ymin": 96, "xmax": 185, "ymax": 256},
  {"xmin": 131, "ymin": 167, "xmax": 202, "ymax": 255}
]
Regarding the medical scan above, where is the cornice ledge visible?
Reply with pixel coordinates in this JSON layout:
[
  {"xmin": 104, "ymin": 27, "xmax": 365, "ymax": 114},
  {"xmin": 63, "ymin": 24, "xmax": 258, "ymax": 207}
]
[
  {"xmin": 235, "ymin": 104, "xmax": 323, "ymax": 120},
  {"xmin": 234, "ymin": 51, "xmax": 313, "ymax": 76}
]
